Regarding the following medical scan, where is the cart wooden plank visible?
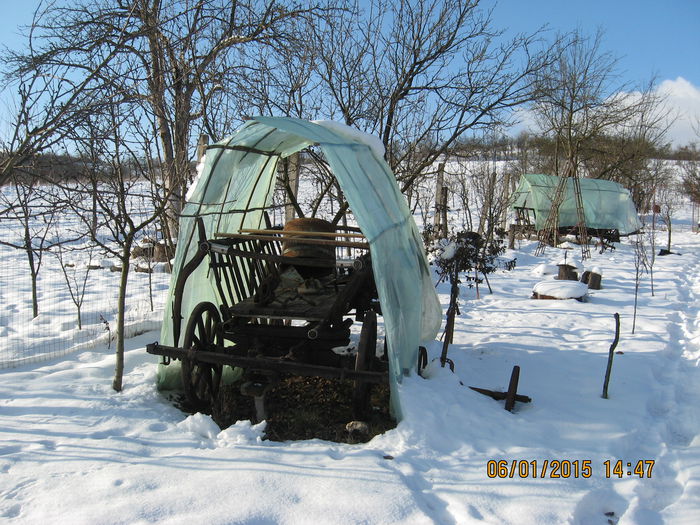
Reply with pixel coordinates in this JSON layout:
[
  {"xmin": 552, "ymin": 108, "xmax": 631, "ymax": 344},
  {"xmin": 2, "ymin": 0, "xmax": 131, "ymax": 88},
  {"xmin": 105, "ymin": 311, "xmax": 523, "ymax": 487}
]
[
  {"xmin": 214, "ymin": 232, "xmax": 369, "ymax": 250},
  {"xmin": 238, "ymin": 228, "xmax": 367, "ymax": 239}
]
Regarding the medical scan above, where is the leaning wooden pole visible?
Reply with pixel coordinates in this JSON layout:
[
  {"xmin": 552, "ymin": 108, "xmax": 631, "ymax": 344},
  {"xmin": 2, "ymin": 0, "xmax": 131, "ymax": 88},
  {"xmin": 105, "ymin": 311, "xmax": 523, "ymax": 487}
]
[
  {"xmin": 571, "ymin": 175, "xmax": 591, "ymax": 259},
  {"xmin": 602, "ymin": 313, "xmax": 621, "ymax": 399},
  {"xmin": 504, "ymin": 365, "xmax": 521, "ymax": 412}
]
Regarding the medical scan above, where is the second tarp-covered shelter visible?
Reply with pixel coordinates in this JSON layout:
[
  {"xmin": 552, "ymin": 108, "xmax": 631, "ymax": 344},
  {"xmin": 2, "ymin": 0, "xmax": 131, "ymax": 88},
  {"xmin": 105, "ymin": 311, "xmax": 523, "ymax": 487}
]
[
  {"xmin": 159, "ymin": 116, "xmax": 442, "ymax": 419},
  {"xmin": 510, "ymin": 173, "xmax": 642, "ymax": 235}
]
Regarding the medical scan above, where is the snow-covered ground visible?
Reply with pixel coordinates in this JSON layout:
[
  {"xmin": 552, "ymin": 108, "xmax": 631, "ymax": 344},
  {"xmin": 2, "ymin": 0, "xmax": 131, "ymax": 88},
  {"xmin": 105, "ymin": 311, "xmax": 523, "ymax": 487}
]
[{"xmin": 2, "ymin": 212, "xmax": 700, "ymax": 523}]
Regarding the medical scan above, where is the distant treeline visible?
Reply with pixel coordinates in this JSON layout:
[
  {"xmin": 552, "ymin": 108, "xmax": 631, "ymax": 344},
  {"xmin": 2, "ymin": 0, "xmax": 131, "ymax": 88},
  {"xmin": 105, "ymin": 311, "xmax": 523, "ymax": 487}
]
[
  {"xmin": 2, "ymin": 135, "xmax": 697, "ymax": 187},
  {"xmin": 0, "ymin": 153, "xmax": 173, "ymax": 186},
  {"xmin": 453, "ymin": 133, "xmax": 700, "ymax": 163}
]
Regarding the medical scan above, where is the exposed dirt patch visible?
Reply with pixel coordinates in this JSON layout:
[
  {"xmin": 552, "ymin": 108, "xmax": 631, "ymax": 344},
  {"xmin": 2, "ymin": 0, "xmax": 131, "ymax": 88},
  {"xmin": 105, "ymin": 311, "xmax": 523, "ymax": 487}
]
[{"xmin": 208, "ymin": 376, "xmax": 396, "ymax": 443}]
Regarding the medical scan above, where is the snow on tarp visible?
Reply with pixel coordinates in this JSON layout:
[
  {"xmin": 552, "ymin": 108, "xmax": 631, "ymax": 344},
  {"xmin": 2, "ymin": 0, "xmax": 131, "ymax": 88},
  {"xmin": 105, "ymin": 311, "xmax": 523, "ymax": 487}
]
[
  {"xmin": 510, "ymin": 173, "xmax": 642, "ymax": 235},
  {"xmin": 312, "ymin": 120, "xmax": 386, "ymax": 159},
  {"xmin": 158, "ymin": 116, "xmax": 442, "ymax": 419}
]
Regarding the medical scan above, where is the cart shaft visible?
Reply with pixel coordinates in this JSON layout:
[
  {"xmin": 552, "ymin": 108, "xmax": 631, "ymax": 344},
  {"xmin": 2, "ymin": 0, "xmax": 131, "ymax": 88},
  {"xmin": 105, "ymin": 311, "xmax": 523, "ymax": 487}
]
[{"xmin": 147, "ymin": 342, "xmax": 388, "ymax": 384}]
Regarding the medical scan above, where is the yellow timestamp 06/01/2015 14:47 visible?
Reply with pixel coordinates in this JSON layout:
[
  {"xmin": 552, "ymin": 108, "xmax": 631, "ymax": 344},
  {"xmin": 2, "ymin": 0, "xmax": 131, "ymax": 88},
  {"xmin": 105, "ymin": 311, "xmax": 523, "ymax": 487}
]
[{"xmin": 485, "ymin": 459, "xmax": 655, "ymax": 479}]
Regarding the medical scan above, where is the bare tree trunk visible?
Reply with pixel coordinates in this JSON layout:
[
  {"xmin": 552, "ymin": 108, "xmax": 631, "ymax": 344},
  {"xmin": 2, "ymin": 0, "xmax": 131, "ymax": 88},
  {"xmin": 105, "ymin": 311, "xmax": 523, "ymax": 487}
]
[
  {"xmin": 440, "ymin": 187, "xmax": 449, "ymax": 237},
  {"xmin": 112, "ymin": 236, "xmax": 133, "ymax": 392},
  {"xmin": 91, "ymin": 178, "xmax": 98, "ymax": 239},
  {"xmin": 29, "ymin": 258, "xmax": 39, "ymax": 319},
  {"xmin": 434, "ymin": 162, "xmax": 445, "ymax": 235},
  {"xmin": 478, "ymin": 171, "xmax": 496, "ymax": 235},
  {"xmin": 501, "ymin": 171, "xmax": 511, "ymax": 229},
  {"xmin": 285, "ymin": 153, "xmax": 300, "ymax": 223},
  {"xmin": 24, "ymin": 224, "xmax": 39, "ymax": 319}
]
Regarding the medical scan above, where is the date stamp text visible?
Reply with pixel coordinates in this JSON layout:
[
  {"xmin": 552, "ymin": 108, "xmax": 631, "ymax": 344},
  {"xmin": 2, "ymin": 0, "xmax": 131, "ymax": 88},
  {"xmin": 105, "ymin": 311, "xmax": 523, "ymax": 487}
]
[{"xmin": 486, "ymin": 459, "xmax": 655, "ymax": 479}]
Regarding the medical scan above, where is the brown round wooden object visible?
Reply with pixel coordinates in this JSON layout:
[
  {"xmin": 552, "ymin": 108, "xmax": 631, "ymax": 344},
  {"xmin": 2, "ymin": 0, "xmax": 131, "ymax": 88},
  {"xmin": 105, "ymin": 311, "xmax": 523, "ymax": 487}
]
[
  {"xmin": 282, "ymin": 218, "xmax": 337, "ymax": 278},
  {"xmin": 282, "ymin": 218, "xmax": 336, "ymax": 260}
]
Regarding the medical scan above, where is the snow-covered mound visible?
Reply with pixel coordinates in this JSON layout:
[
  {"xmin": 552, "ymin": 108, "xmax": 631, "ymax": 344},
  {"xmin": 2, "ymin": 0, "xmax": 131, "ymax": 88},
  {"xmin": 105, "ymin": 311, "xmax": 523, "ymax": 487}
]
[
  {"xmin": 533, "ymin": 279, "xmax": 588, "ymax": 299},
  {"xmin": 532, "ymin": 262, "xmax": 559, "ymax": 276}
]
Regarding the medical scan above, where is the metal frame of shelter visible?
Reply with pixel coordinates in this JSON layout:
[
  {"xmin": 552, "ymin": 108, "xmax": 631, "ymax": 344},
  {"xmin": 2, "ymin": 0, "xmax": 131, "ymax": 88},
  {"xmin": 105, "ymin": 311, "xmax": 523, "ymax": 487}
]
[
  {"xmin": 535, "ymin": 168, "xmax": 590, "ymax": 259},
  {"xmin": 511, "ymin": 173, "xmax": 642, "ymax": 256},
  {"xmin": 156, "ymin": 116, "xmax": 442, "ymax": 419}
]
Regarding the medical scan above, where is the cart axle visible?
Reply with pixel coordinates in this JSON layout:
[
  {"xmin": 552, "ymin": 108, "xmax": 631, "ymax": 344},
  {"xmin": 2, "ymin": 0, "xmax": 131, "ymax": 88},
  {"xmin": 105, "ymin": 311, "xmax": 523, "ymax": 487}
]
[{"xmin": 147, "ymin": 342, "xmax": 388, "ymax": 384}]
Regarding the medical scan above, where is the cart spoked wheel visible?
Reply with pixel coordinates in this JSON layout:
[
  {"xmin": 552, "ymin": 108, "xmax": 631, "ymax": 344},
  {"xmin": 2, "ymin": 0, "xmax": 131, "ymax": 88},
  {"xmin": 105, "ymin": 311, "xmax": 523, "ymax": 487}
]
[
  {"xmin": 181, "ymin": 302, "xmax": 223, "ymax": 413},
  {"xmin": 353, "ymin": 310, "xmax": 377, "ymax": 415}
]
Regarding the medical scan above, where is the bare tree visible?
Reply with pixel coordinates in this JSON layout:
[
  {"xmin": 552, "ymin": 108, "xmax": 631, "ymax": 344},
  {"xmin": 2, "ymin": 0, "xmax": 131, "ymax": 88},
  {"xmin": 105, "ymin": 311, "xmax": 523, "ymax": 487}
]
[
  {"xmin": 54, "ymin": 239, "xmax": 95, "ymax": 330},
  {"xmin": 312, "ymin": 0, "xmax": 554, "ymax": 202},
  {"xmin": 531, "ymin": 29, "xmax": 670, "ymax": 196},
  {"xmin": 529, "ymin": 29, "xmax": 673, "ymax": 257},
  {"xmin": 582, "ymin": 81, "xmax": 673, "ymax": 211},
  {"xmin": 11, "ymin": 0, "xmax": 332, "ymax": 238},
  {"xmin": 0, "ymin": 3, "xmax": 129, "ymax": 189},
  {"xmin": 654, "ymin": 163, "xmax": 681, "ymax": 253},
  {"xmin": 681, "ymin": 154, "xmax": 700, "ymax": 212},
  {"xmin": 632, "ymin": 231, "xmax": 649, "ymax": 335},
  {"xmin": 680, "ymin": 133, "xmax": 700, "ymax": 230},
  {"xmin": 5, "ymin": 0, "xmax": 335, "ymax": 391},
  {"xmin": 532, "ymin": 29, "xmax": 622, "ymax": 179},
  {"xmin": 56, "ymin": 101, "xmax": 176, "ymax": 391}
]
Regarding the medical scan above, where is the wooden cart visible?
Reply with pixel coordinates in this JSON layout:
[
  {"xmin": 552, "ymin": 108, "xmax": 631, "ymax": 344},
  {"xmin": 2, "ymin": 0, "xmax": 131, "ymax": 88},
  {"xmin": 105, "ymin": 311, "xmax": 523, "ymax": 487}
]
[{"xmin": 147, "ymin": 217, "xmax": 387, "ymax": 417}]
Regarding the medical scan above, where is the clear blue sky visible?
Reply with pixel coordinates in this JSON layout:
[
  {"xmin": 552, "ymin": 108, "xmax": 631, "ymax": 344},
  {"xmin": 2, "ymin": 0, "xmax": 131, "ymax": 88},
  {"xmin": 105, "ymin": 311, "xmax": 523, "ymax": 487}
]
[
  {"xmin": 3, "ymin": 1, "xmax": 697, "ymax": 86},
  {"xmin": 0, "ymin": 3, "xmax": 36, "ymax": 45},
  {"xmin": 487, "ymin": 0, "xmax": 700, "ymax": 87}
]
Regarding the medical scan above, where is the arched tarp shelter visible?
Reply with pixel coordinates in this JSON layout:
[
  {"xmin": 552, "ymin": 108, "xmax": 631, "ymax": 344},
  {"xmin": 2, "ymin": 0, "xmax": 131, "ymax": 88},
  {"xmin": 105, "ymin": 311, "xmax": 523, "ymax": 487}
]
[
  {"xmin": 510, "ymin": 173, "xmax": 642, "ymax": 235},
  {"xmin": 158, "ymin": 116, "xmax": 442, "ymax": 419}
]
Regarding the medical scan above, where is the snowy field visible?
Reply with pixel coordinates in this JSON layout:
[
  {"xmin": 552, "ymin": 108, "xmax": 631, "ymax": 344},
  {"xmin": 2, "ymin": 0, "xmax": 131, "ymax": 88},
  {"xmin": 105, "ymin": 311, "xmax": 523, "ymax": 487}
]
[{"xmin": 2, "ymin": 206, "xmax": 700, "ymax": 523}]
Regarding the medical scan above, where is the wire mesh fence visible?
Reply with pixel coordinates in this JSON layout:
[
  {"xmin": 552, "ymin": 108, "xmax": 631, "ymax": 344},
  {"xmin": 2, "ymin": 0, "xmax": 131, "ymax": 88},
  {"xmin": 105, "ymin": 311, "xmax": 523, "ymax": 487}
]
[
  {"xmin": 0, "ymin": 189, "xmax": 172, "ymax": 370},
  {"xmin": 0, "ymin": 239, "xmax": 171, "ymax": 369}
]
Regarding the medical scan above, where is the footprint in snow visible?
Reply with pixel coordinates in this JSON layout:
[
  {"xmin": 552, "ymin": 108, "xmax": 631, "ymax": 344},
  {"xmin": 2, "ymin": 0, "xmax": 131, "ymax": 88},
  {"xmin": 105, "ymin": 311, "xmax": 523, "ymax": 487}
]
[{"xmin": 1, "ymin": 503, "xmax": 21, "ymax": 519}]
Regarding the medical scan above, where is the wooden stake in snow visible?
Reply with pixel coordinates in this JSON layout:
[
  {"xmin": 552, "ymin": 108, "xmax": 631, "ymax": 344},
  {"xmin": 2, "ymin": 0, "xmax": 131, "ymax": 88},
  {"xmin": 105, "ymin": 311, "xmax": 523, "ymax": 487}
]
[
  {"xmin": 602, "ymin": 313, "xmax": 621, "ymax": 399},
  {"xmin": 468, "ymin": 366, "xmax": 531, "ymax": 412},
  {"xmin": 504, "ymin": 365, "xmax": 521, "ymax": 412}
]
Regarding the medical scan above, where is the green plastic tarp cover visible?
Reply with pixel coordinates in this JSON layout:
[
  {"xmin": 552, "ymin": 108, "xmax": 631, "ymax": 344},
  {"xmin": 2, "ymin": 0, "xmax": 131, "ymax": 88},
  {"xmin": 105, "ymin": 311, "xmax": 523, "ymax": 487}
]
[
  {"xmin": 158, "ymin": 116, "xmax": 442, "ymax": 419},
  {"xmin": 510, "ymin": 173, "xmax": 642, "ymax": 234}
]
